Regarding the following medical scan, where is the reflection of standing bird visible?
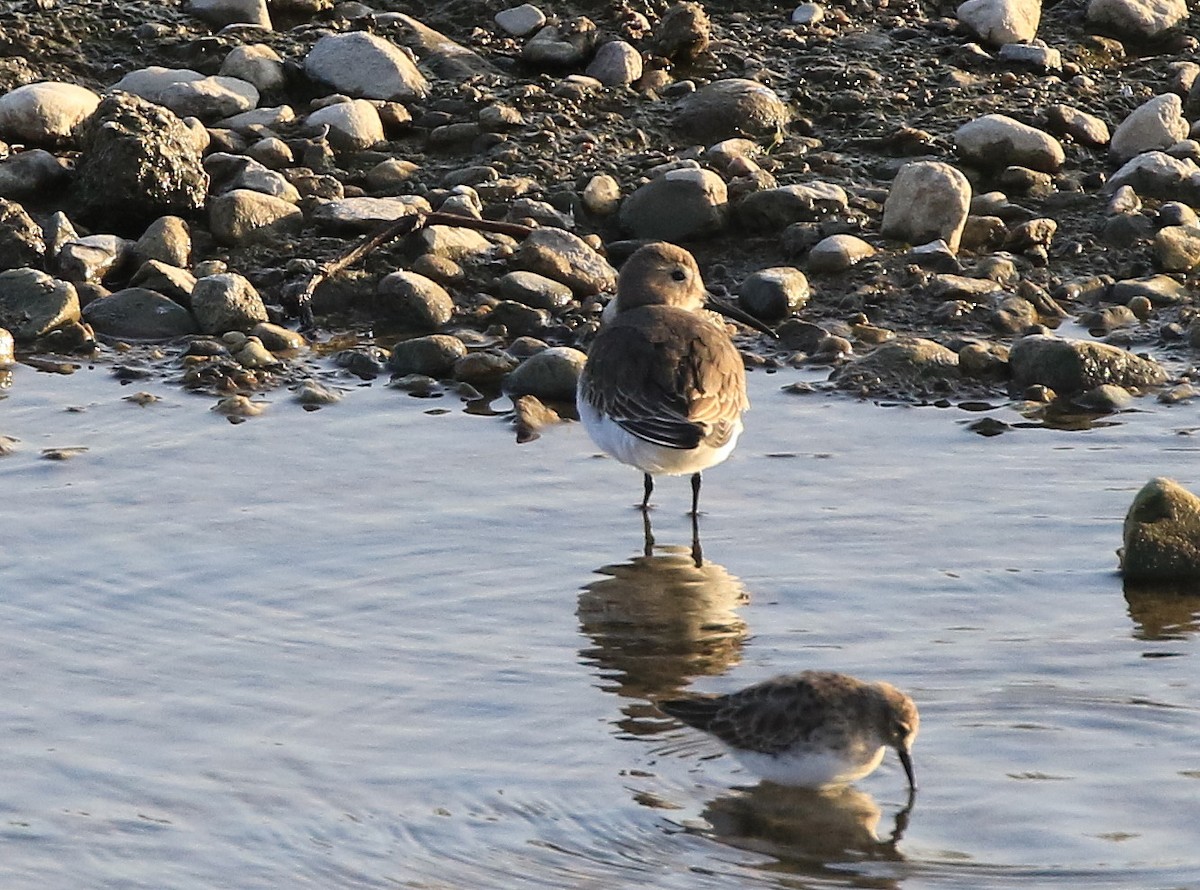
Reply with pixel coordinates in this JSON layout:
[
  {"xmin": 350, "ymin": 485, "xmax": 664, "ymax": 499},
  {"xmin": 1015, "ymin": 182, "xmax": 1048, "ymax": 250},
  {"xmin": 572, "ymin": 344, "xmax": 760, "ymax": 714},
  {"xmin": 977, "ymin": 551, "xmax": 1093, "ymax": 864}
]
[
  {"xmin": 577, "ymin": 242, "xmax": 770, "ymax": 515},
  {"xmin": 659, "ymin": 671, "xmax": 919, "ymax": 791}
]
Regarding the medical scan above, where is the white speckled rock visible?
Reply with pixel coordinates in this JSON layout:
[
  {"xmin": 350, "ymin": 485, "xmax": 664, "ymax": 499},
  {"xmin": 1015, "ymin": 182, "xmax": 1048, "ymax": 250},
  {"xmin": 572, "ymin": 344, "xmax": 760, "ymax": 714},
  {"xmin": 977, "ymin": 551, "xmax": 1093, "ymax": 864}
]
[
  {"xmin": 0, "ymin": 81, "xmax": 100, "ymax": 144},
  {"xmin": 307, "ymin": 99, "xmax": 385, "ymax": 150},
  {"xmin": 955, "ymin": 113, "xmax": 1065, "ymax": 172},
  {"xmin": 304, "ymin": 32, "xmax": 429, "ymax": 101},
  {"xmin": 882, "ymin": 161, "xmax": 972, "ymax": 253},
  {"xmin": 1086, "ymin": 0, "xmax": 1187, "ymax": 41},
  {"xmin": 1110, "ymin": 94, "xmax": 1190, "ymax": 163},
  {"xmin": 956, "ymin": 0, "xmax": 1041, "ymax": 45}
]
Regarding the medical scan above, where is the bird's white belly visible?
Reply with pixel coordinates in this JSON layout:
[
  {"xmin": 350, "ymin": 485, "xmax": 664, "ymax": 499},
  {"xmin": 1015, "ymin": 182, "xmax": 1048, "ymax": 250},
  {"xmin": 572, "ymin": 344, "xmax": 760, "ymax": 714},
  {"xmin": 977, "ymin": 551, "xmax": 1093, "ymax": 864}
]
[
  {"xmin": 577, "ymin": 398, "xmax": 741, "ymax": 476},
  {"xmin": 731, "ymin": 745, "xmax": 886, "ymax": 788}
]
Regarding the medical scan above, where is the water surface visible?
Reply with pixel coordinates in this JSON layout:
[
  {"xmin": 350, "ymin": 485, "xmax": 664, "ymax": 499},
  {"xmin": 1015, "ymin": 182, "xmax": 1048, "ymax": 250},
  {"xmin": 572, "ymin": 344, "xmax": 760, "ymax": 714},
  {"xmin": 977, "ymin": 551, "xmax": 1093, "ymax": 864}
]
[{"xmin": 1, "ymin": 362, "xmax": 1197, "ymax": 889}]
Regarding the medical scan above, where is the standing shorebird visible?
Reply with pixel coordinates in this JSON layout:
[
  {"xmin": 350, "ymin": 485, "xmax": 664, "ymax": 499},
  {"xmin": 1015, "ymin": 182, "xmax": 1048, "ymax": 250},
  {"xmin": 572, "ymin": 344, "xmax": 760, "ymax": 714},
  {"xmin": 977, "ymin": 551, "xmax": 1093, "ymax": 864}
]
[
  {"xmin": 659, "ymin": 671, "xmax": 920, "ymax": 792},
  {"xmin": 577, "ymin": 242, "xmax": 771, "ymax": 515}
]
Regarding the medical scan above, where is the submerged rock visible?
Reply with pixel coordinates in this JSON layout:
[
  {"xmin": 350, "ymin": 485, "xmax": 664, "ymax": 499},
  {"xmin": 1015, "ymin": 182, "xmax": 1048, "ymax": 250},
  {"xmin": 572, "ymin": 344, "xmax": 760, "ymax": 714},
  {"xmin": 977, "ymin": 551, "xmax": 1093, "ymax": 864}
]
[{"xmin": 1009, "ymin": 334, "xmax": 1167, "ymax": 393}]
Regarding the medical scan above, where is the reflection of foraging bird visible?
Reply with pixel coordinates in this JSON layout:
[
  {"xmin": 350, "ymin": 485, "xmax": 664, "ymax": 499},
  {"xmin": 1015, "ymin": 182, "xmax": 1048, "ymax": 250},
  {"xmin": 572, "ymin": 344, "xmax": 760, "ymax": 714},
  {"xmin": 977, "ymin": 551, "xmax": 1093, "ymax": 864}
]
[
  {"xmin": 577, "ymin": 242, "xmax": 772, "ymax": 515},
  {"xmin": 659, "ymin": 671, "xmax": 919, "ymax": 792}
]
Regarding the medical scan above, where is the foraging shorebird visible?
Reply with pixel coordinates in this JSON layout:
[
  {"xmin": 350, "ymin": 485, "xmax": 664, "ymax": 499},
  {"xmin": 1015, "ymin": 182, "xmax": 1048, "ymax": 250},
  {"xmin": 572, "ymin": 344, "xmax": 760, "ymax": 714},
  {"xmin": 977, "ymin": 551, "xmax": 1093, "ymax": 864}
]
[
  {"xmin": 659, "ymin": 671, "xmax": 919, "ymax": 792},
  {"xmin": 577, "ymin": 242, "xmax": 772, "ymax": 515}
]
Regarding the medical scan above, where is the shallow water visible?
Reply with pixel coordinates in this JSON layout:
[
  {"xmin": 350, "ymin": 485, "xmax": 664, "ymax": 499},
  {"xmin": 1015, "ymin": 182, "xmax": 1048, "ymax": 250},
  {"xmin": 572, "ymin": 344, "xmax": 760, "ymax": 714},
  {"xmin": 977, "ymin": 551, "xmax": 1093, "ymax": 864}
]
[{"xmin": 1, "ymin": 360, "xmax": 1198, "ymax": 889}]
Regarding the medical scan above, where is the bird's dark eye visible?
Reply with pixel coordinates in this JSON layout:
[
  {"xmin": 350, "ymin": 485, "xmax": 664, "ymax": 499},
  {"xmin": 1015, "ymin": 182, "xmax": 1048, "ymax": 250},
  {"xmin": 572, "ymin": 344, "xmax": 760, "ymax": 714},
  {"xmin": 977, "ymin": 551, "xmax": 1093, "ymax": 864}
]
[{"xmin": 670, "ymin": 269, "xmax": 687, "ymax": 282}]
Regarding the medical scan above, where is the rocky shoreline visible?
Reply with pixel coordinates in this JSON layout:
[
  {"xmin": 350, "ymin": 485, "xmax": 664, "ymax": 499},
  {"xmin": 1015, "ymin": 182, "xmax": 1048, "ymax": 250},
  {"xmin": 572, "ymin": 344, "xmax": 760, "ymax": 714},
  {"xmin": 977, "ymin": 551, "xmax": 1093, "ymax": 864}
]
[{"xmin": 0, "ymin": 0, "xmax": 1198, "ymax": 427}]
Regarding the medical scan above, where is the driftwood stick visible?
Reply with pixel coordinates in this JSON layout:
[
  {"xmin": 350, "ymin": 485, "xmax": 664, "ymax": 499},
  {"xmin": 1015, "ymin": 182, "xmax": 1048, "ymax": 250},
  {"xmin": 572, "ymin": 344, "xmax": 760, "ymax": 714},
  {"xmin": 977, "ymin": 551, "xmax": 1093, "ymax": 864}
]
[{"xmin": 294, "ymin": 211, "xmax": 536, "ymax": 331}]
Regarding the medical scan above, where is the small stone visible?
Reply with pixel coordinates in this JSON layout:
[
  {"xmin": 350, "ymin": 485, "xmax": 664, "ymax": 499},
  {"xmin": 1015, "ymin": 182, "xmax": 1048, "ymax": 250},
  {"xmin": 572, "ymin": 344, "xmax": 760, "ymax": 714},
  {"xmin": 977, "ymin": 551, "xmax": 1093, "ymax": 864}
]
[
  {"xmin": 738, "ymin": 267, "xmax": 810, "ymax": 322},
  {"xmin": 389, "ymin": 334, "xmax": 467, "ymax": 377},
  {"xmin": 0, "ymin": 269, "xmax": 80, "ymax": 341},
  {"xmin": 582, "ymin": 174, "xmax": 621, "ymax": 216},
  {"xmin": 503, "ymin": 345, "xmax": 587, "ymax": 402},
  {"xmin": 219, "ymin": 44, "xmax": 286, "ymax": 94},
  {"xmin": 586, "ymin": 41, "xmax": 643, "ymax": 87},
  {"xmin": 418, "ymin": 225, "xmax": 494, "ymax": 262},
  {"xmin": 1154, "ymin": 225, "xmax": 1200, "ymax": 271},
  {"xmin": 512, "ymin": 394, "xmax": 560, "ymax": 443},
  {"xmin": 807, "ymin": 234, "xmax": 876, "ymax": 272},
  {"xmin": 735, "ymin": 182, "xmax": 849, "ymax": 231},
  {"xmin": 495, "ymin": 3, "xmax": 546, "ymax": 37},
  {"xmin": 619, "ymin": 168, "xmax": 728, "ymax": 240},
  {"xmin": 213, "ymin": 394, "xmax": 267, "ymax": 417},
  {"xmin": 1045, "ymin": 103, "xmax": 1111, "ymax": 147},
  {"xmin": 675, "ymin": 78, "xmax": 790, "ymax": 142},
  {"xmin": 652, "ymin": 1, "xmax": 712, "ymax": 63},
  {"xmin": 191, "ymin": 272, "xmax": 269, "ymax": 333},
  {"xmin": 1087, "ymin": 0, "xmax": 1187, "ymax": 42},
  {"xmin": 208, "ymin": 189, "xmax": 303, "ymax": 245},
  {"xmin": 235, "ymin": 337, "xmax": 278, "ymax": 369},
  {"xmin": 1110, "ymin": 94, "xmax": 1191, "ymax": 164},
  {"xmin": 882, "ymin": 161, "xmax": 972, "ymax": 252},
  {"xmin": 304, "ymin": 32, "xmax": 429, "ymax": 101},
  {"xmin": 791, "ymin": 3, "xmax": 825, "ymax": 24},
  {"xmin": 956, "ymin": 0, "xmax": 1041, "ymax": 45},
  {"xmin": 295, "ymin": 378, "xmax": 342, "ymax": 406},
  {"xmin": 833, "ymin": 337, "xmax": 961, "ymax": 395},
  {"xmin": 498, "ymin": 271, "xmax": 574, "ymax": 310},
  {"xmin": 188, "ymin": 0, "xmax": 271, "ymax": 28},
  {"xmin": 376, "ymin": 271, "xmax": 454, "ymax": 330},
  {"xmin": 82, "ymin": 287, "xmax": 197, "ymax": 340},
  {"xmin": 453, "ymin": 351, "xmax": 518, "ymax": 386},
  {"xmin": 133, "ymin": 216, "xmax": 192, "ymax": 268},
  {"xmin": 510, "ymin": 227, "xmax": 616, "ymax": 295},
  {"xmin": 0, "ymin": 199, "xmax": 46, "ymax": 270},
  {"xmin": 307, "ymin": 99, "xmax": 385, "ymax": 151},
  {"xmin": 0, "ymin": 81, "xmax": 101, "ymax": 145},
  {"xmin": 522, "ymin": 17, "xmax": 599, "ymax": 68},
  {"xmin": 955, "ymin": 114, "xmax": 1065, "ymax": 172}
]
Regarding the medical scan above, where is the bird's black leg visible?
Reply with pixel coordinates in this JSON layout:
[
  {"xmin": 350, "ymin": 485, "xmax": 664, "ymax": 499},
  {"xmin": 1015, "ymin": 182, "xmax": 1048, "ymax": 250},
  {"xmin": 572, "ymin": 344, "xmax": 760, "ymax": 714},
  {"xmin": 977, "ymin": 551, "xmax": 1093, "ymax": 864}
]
[
  {"xmin": 641, "ymin": 473, "xmax": 654, "ymax": 511},
  {"xmin": 689, "ymin": 472, "xmax": 702, "ymax": 517},
  {"xmin": 642, "ymin": 507, "xmax": 655, "ymax": 557},
  {"xmin": 690, "ymin": 509, "xmax": 702, "ymax": 567}
]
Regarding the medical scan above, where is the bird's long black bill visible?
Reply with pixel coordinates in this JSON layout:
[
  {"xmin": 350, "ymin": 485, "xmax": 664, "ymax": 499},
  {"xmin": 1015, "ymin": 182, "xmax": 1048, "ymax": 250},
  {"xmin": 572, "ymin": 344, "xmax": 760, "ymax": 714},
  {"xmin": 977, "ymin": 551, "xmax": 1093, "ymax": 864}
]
[
  {"xmin": 705, "ymin": 293, "xmax": 778, "ymax": 338},
  {"xmin": 898, "ymin": 746, "xmax": 917, "ymax": 792}
]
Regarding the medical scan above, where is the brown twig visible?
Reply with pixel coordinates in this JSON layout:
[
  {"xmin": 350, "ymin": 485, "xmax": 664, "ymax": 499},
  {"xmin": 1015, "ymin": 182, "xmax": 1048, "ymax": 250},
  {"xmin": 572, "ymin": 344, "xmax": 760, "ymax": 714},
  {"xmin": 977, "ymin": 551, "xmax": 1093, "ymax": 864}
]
[{"xmin": 294, "ymin": 211, "xmax": 537, "ymax": 331}]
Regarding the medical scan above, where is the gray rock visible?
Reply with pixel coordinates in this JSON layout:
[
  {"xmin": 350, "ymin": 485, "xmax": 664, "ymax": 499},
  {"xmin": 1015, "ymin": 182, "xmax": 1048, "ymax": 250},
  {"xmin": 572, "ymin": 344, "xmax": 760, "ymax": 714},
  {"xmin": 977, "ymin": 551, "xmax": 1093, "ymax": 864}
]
[
  {"xmin": 1154, "ymin": 224, "xmax": 1200, "ymax": 271},
  {"xmin": 585, "ymin": 40, "xmax": 643, "ymax": 86},
  {"xmin": 1044, "ymin": 103, "xmax": 1111, "ymax": 147},
  {"xmin": 311, "ymin": 196, "xmax": 430, "ymax": 235},
  {"xmin": 998, "ymin": 42, "xmax": 1060, "ymax": 70},
  {"xmin": 510, "ymin": 227, "xmax": 616, "ymax": 295},
  {"xmin": 955, "ymin": 114, "xmax": 1065, "ymax": 172},
  {"xmin": 735, "ymin": 182, "xmax": 848, "ymax": 231},
  {"xmin": 304, "ymin": 32, "xmax": 429, "ymax": 101},
  {"xmin": 208, "ymin": 189, "xmax": 303, "ymax": 245},
  {"xmin": 0, "ymin": 269, "xmax": 79, "ymax": 341},
  {"xmin": 503, "ymin": 345, "xmax": 587, "ymax": 402},
  {"xmin": 676, "ymin": 78, "xmax": 791, "ymax": 142},
  {"xmin": 133, "ymin": 216, "xmax": 192, "ymax": 268},
  {"xmin": 82, "ymin": 286, "xmax": 198, "ymax": 339},
  {"xmin": 159, "ymin": 75, "xmax": 259, "ymax": 121},
  {"xmin": 74, "ymin": 92, "xmax": 208, "ymax": 230},
  {"xmin": 0, "ymin": 199, "xmax": 45, "ymax": 270},
  {"xmin": 306, "ymin": 99, "xmax": 385, "ymax": 151},
  {"xmin": 495, "ymin": 3, "xmax": 546, "ymax": 36},
  {"xmin": 808, "ymin": 234, "xmax": 876, "ymax": 272},
  {"xmin": 252, "ymin": 321, "xmax": 306, "ymax": 351},
  {"xmin": 1110, "ymin": 273, "xmax": 1188, "ymax": 304},
  {"xmin": 738, "ymin": 266, "xmax": 809, "ymax": 322},
  {"xmin": 129, "ymin": 259, "xmax": 197, "ymax": 306},
  {"xmin": 582, "ymin": 174, "xmax": 621, "ymax": 216},
  {"xmin": 454, "ymin": 350, "xmax": 518, "ymax": 386},
  {"xmin": 498, "ymin": 270, "xmax": 574, "ymax": 310},
  {"xmin": 834, "ymin": 337, "xmax": 961, "ymax": 395},
  {"xmin": 619, "ymin": 168, "xmax": 728, "ymax": 240},
  {"xmin": 1105, "ymin": 151, "xmax": 1200, "ymax": 203},
  {"xmin": 0, "ymin": 149, "xmax": 70, "ymax": 200},
  {"xmin": 522, "ymin": 17, "xmax": 599, "ymax": 68},
  {"xmin": 219, "ymin": 44, "xmax": 287, "ymax": 94},
  {"xmin": 418, "ymin": 225, "xmax": 494, "ymax": 261},
  {"xmin": 1087, "ymin": 0, "xmax": 1187, "ymax": 41},
  {"xmin": 882, "ymin": 161, "xmax": 972, "ymax": 252},
  {"xmin": 791, "ymin": 3, "xmax": 825, "ymax": 24},
  {"xmin": 0, "ymin": 81, "xmax": 101, "ymax": 145},
  {"xmin": 376, "ymin": 270, "xmax": 454, "ymax": 329},
  {"xmin": 56, "ymin": 235, "xmax": 132, "ymax": 283},
  {"xmin": 1009, "ymin": 334, "xmax": 1167, "ymax": 393},
  {"xmin": 489, "ymin": 300, "xmax": 550, "ymax": 337},
  {"xmin": 1121, "ymin": 477, "xmax": 1200, "ymax": 581},
  {"xmin": 382, "ymin": 13, "xmax": 501, "ymax": 80},
  {"xmin": 956, "ymin": 0, "xmax": 1041, "ymax": 44},
  {"xmin": 190, "ymin": 272, "xmax": 269, "ymax": 333},
  {"xmin": 389, "ymin": 334, "xmax": 467, "ymax": 377},
  {"xmin": 188, "ymin": 0, "xmax": 271, "ymax": 28},
  {"xmin": 1110, "ymin": 94, "xmax": 1190, "ymax": 163},
  {"xmin": 205, "ymin": 154, "xmax": 299, "ymax": 202}
]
